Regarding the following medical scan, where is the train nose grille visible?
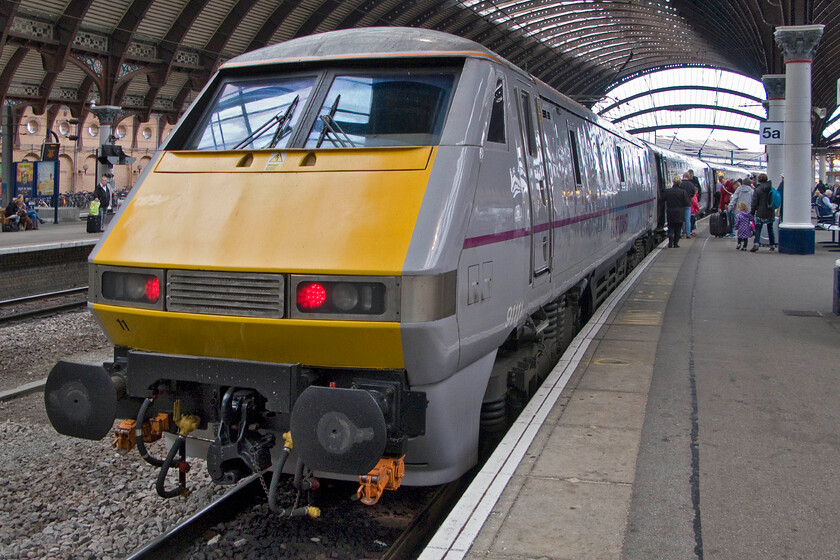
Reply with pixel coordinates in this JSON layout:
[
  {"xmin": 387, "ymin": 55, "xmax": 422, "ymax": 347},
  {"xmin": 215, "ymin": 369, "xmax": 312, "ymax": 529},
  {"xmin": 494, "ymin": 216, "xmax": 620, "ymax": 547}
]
[{"xmin": 166, "ymin": 270, "xmax": 285, "ymax": 318}]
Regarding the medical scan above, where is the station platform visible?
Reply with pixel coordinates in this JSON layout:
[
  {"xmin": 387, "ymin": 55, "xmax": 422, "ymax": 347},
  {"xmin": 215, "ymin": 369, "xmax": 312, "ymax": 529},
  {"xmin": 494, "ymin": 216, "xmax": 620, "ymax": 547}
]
[
  {"xmin": 0, "ymin": 218, "xmax": 99, "ymax": 254},
  {"xmin": 422, "ymin": 224, "xmax": 840, "ymax": 560}
]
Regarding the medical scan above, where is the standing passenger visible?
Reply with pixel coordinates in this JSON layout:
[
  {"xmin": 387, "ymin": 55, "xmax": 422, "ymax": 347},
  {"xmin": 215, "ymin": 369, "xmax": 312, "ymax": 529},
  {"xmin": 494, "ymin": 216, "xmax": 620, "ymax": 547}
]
[
  {"xmin": 750, "ymin": 173, "xmax": 776, "ymax": 252},
  {"xmin": 665, "ymin": 175, "xmax": 691, "ymax": 248},
  {"xmin": 94, "ymin": 175, "xmax": 111, "ymax": 232},
  {"xmin": 733, "ymin": 202, "xmax": 754, "ymax": 250},
  {"xmin": 714, "ymin": 174, "xmax": 724, "ymax": 213},
  {"xmin": 728, "ymin": 179, "xmax": 753, "ymax": 215},
  {"xmin": 680, "ymin": 172, "xmax": 696, "ymax": 238},
  {"xmin": 719, "ymin": 179, "xmax": 736, "ymax": 236}
]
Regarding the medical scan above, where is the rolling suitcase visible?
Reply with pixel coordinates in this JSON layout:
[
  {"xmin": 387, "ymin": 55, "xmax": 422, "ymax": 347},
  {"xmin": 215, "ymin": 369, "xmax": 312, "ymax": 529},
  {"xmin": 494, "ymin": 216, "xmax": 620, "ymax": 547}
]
[
  {"xmin": 709, "ymin": 211, "xmax": 727, "ymax": 237},
  {"xmin": 87, "ymin": 213, "xmax": 101, "ymax": 233}
]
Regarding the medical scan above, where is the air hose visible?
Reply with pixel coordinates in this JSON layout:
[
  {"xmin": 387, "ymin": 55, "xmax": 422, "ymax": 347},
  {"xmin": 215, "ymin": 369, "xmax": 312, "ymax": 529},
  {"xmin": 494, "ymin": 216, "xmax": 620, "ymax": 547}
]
[
  {"xmin": 156, "ymin": 434, "xmax": 189, "ymax": 498},
  {"xmin": 135, "ymin": 397, "xmax": 164, "ymax": 467},
  {"xmin": 267, "ymin": 433, "xmax": 320, "ymax": 518}
]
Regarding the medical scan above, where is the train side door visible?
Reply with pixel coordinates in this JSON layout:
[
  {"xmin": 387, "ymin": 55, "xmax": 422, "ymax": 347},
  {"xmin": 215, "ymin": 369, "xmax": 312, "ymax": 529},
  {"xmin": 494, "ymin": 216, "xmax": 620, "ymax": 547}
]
[
  {"xmin": 516, "ymin": 84, "xmax": 551, "ymax": 283},
  {"xmin": 654, "ymin": 152, "xmax": 668, "ymax": 230}
]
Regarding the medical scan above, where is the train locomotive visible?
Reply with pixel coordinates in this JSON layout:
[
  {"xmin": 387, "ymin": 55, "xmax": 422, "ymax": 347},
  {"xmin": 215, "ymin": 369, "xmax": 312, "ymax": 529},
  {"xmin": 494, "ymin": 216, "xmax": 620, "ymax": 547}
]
[{"xmin": 44, "ymin": 27, "xmax": 731, "ymax": 507}]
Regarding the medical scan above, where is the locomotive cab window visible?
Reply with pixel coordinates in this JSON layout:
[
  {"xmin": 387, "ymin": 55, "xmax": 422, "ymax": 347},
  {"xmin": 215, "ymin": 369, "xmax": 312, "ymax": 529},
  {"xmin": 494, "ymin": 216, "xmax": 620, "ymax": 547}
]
[
  {"xmin": 304, "ymin": 71, "xmax": 456, "ymax": 149},
  {"xmin": 186, "ymin": 75, "xmax": 317, "ymax": 150}
]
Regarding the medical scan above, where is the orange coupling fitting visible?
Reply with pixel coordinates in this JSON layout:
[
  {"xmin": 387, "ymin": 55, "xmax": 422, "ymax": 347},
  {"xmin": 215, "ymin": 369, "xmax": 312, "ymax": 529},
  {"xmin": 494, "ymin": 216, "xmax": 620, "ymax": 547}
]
[
  {"xmin": 306, "ymin": 507, "xmax": 321, "ymax": 519},
  {"xmin": 112, "ymin": 413, "xmax": 171, "ymax": 455},
  {"xmin": 357, "ymin": 456, "xmax": 406, "ymax": 506},
  {"xmin": 148, "ymin": 413, "xmax": 170, "ymax": 441},
  {"xmin": 112, "ymin": 419, "xmax": 137, "ymax": 455}
]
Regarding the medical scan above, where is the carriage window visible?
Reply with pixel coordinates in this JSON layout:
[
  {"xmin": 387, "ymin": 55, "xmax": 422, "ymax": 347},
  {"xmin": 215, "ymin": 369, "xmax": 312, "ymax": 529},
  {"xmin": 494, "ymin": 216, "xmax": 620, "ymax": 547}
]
[
  {"xmin": 187, "ymin": 76, "xmax": 317, "ymax": 150},
  {"xmin": 305, "ymin": 72, "xmax": 455, "ymax": 148},
  {"xmin": 487, "ymin": 78, "xmax": 506, "ymax": 144}
]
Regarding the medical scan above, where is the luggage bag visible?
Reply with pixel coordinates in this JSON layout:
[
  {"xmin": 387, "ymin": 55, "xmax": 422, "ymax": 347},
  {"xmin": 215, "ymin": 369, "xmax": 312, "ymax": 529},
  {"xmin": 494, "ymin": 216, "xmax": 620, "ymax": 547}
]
[
  {"xmin": 87, "ymin": 213, "xmax": 101, "ymax": 233},
  {"xmin": 709, "ymin": 211, "xmax": 727, "ymax": 237}
]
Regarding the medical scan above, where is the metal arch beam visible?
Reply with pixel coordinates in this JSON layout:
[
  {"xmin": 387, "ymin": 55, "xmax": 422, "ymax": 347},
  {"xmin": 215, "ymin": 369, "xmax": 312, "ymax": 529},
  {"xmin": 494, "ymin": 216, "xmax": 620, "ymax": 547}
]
[
  {"xmin": 671, "ymin": 0, "xmax": 769, "ymax": 76},
  {"xmin": 428, "ymin": 8, "xmax": 481, "ymax": 34},
  {"xmin": 406, "ymin": 1, "xmax": 463, "ymax": 29},
  {"xmin": 611, "ymin": 103, "xmax": 764, "ymax": 125},
  {"xmin": 553, "ymin": 48, "xmax": 679, "ymax": 94},
  {"xmin": 555, "ymin": 50, "xmax": 727, "ymax": 93},
  {"xmin": 333, "ymin": 1, "xmax": 384, "ymax": 30},
  {"xmin": 293, "ymin": 0, "xmax": 344, "ymax": 39},
  {"xmin": 597, "ymin": 85, "xmax": 765, "ymax": 116},
  {"xmin": 529, "ymin": 34, "xmax": 734, "ymax": 94},
  {"xmin": 0, "ymin": 46, "xmax": 27, "ymax": 105},
  {"xmin": 498, "ymin": 6, "xmax": 696, "ymax": 43},
  {"xmin": 170, "ymin": 0, "xmax": 261, "ymax": 117},
  {"xmin": 141, "ymin": 0, "xmax": 210, "ymax": 121},
  {"xmin": 110, "ymin": 0, "xmax": 156, "ymax": 106},
  {"xmin": 0, "ymin": 0, "xmax": 20, "ymax": 54},
  {"xmin": 35, "ymin": 0, "xmax": 95, "ymax": 114},
  {"xmin": 627, "ymin": 123, "xmax": 759, "ymax": 135},
  {"xmin": 245, "ymin": 2, "xmax": 298, "ymax": 53},
  {"xmin": 366, "ymin": 0, "xmax": 419, "ymax": 27}
]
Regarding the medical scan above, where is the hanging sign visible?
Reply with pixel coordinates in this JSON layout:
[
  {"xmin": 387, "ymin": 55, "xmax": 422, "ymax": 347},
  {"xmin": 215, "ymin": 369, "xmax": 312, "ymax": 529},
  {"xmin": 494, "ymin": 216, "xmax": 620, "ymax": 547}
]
[{"xmin": 759, "ymin": 121, "xmax": 784, "ymax": 145}]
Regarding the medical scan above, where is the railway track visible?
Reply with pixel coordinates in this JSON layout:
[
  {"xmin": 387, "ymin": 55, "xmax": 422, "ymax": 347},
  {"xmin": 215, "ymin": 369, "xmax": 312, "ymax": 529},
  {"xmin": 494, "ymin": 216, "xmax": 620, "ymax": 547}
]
[
  {"xmin": 0, "ymin": 287, "xmax": 88, "ymax": 324},
  {"xmin": 123, "ymin": 473, "xmax": 467, "ymax": 560}
]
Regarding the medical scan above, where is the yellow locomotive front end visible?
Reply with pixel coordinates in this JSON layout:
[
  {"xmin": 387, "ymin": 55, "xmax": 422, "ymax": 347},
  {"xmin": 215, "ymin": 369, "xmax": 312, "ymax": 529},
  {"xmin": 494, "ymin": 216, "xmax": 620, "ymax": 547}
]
[
  {"xmin": 91, "ymin": 146, "xmax": 435, "ymax": 369},
  {"xmin": 45, "ymin": 43, "xmax": 467, "ymax": 505}
]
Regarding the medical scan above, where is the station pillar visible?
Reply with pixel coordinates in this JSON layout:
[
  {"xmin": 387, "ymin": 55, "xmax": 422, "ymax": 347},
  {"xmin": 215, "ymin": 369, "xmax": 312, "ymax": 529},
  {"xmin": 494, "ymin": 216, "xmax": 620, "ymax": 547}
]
[
  {"xmin": 89, "ymin": 105, "xmax": 123, "ymax": 179},
  {"xmin": 762, "ymin": 75, "xmax": 785, "ymax": 194},
  {"xmin": 774, "ymin": 25, "xmax": 824, "ymax": 255}
]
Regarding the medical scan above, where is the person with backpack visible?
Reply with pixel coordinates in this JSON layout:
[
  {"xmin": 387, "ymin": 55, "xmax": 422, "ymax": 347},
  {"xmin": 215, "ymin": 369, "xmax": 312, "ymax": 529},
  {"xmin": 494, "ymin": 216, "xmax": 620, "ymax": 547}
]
[{"xmin": 750, "ymin": 172, "xmax": 777, "ymax": 252}]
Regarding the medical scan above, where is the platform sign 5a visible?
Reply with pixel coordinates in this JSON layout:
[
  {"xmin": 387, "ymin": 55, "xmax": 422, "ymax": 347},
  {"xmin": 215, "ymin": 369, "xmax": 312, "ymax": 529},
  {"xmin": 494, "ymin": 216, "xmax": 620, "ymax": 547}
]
[{"xmin": 759, "ymin": 121, "xmax": 784, "ymax": 144}]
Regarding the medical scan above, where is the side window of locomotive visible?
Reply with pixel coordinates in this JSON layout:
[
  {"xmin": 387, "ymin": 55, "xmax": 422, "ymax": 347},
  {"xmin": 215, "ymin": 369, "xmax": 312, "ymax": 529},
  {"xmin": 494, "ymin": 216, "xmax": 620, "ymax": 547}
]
[
  {"xmin": 486, "ymin": 78, "xmax": 506, "ymax": 144},
  {"xmin": 519, "ymin": 91, "xmax": 537, "ymax": 156},
  {"xmin": 186, "ymin": 76, "xmax": 317, "ymax": 150},
  {"xmin": 304, "ymin": 71, "xmax": 456, "ymax": 148},
  {"xmin": 615, "ymin": 146, "xmax": 626, "ymax": 183},
  {"xmin": 568, "ymin": 128, "xmax": 583, "ymax": 188}
]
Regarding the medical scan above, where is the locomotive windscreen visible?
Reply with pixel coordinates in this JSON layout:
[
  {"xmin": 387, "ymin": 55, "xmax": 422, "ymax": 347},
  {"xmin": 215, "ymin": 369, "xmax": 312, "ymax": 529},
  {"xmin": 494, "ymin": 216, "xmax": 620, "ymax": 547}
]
[
  {"xmin": 304, "ymin": 72, "xmax": 456, "ymax": 149},
  {"xmin": 187, "ymin": 75, "xmax": 317, "ymax": 150},
  {"xmin": 183, "ymin": 69, "xmax": 456, "ymax": 151}
]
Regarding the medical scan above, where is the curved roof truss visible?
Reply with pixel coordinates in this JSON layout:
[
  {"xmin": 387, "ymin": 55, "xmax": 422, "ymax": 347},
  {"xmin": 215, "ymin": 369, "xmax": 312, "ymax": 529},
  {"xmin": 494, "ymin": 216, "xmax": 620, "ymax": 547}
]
[{"xmin": 0, "ymin": 0, "xmax": 838, "ymax": 146}]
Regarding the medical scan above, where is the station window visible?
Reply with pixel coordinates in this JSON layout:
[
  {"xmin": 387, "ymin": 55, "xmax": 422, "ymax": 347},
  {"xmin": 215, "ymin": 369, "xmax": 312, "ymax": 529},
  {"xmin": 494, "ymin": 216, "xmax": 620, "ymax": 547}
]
[{"xmin": 487, "ymin": 79, "xmax": 505, "ymax": 144}]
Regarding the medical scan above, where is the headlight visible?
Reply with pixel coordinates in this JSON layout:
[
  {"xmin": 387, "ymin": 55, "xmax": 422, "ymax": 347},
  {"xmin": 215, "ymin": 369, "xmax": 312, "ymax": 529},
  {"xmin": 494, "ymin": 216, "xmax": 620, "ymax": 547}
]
[
  {"xmin": 291, "ymin": 276, "xmax": 398, "ymax": 320},
  {"xmin": 94, "ymin": 266, "xmax": 165, "ymax": 310},
  {"xmin": 102, "ymin": 272, "xmax": 160, "ymax": 303}
]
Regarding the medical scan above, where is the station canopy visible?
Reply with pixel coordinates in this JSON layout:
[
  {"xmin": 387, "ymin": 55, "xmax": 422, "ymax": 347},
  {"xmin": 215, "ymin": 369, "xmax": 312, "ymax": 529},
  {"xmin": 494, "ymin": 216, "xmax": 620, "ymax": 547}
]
[{"xmin": 1, "ymin": 0, "xmax": 839, "ymax": 150}]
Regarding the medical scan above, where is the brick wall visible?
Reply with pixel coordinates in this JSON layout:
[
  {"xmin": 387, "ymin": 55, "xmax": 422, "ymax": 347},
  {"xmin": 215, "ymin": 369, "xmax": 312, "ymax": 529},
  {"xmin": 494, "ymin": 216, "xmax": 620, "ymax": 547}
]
[{"xmin": 0, "ymin": 245, "xmax": 92, "ymax": 300}]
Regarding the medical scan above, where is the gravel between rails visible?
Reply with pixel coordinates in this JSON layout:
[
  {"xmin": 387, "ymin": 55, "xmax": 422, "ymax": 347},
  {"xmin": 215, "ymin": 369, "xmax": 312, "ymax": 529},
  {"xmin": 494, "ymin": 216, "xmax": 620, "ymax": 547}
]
[{"xmin": 0, "ymin": 311, "xmax": 227, "ymax": 560}]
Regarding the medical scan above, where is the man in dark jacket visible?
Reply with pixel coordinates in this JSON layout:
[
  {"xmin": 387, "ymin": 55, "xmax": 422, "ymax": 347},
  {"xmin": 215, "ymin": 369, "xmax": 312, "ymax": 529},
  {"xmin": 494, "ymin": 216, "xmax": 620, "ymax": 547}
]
[
  {"xmin": 750, "ymin": 172, "xmax": 776, "ymax": 252},
  {"xmin": 665, "ymin": 176, "xmax": 691, "ymax": 248},
  {"xmin": 94, "ymin": 174, "xmax": 111, "ymax": 232}
]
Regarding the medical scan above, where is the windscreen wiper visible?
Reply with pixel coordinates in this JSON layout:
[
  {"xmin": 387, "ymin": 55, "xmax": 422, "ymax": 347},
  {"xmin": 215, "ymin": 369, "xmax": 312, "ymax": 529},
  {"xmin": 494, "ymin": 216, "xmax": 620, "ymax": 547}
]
[
  {"xmin": 315, "ymin": 95, "xmax": 356, "ymax": 148},
  {"xmin": 234, "ymin": 95, "xmax": 299, "ymax": 150}
]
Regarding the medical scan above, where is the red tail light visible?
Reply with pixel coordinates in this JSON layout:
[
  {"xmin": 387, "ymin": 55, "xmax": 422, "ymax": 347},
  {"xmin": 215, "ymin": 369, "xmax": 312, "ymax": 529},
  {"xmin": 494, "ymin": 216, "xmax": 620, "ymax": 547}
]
[
  {"xmin": 294, "ymin": 279, "xmax": 387, "ymax": 316},
  {"xmin": 145, "ymin": 277, "xmax": 160, "ymax": 303},
  {"xmin": 297, "ymin": 282, "xmax": 327, "ymax": 309}
]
